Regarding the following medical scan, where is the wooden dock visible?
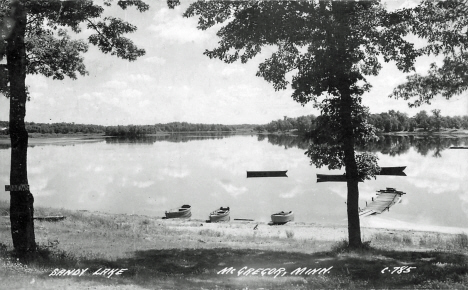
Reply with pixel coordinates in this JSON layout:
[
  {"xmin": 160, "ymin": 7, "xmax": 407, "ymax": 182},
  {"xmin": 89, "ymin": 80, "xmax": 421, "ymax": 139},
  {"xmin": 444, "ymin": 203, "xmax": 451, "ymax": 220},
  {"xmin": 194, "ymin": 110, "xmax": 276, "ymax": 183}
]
[{"xmin": 359, "ymin": 188, "xmax": 405, "ymax": 217}]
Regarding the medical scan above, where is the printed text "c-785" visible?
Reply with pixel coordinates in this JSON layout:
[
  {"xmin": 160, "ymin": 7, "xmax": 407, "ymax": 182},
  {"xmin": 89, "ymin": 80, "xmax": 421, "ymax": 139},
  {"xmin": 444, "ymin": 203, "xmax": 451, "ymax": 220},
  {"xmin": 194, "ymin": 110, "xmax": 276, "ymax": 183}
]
[{"xmin": 381, "ymin": 266, "xmax": 416, "ymax": 274}]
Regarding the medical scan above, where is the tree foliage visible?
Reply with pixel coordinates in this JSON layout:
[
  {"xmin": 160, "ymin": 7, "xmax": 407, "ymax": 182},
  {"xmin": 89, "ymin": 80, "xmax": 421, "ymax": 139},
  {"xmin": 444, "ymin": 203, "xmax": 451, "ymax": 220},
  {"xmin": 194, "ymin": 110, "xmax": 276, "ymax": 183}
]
[
  {"xmin": 185, "ymin": 1, "xmax": 418, "ymax": 103},
  {"xmin": 390, "ymin": 0, "xmax": 468, "ymax": 106},
  {"xmin": 184, "ymin": 1, "xmax": 419, "ymax": 177},
  {"xmin": 1, "ymin": 0, "xmax": 151, "ymax": 96},
  {"xmin": 0, "ymin": 0, "xmax": 157, "ymax": 254},
  {"xmin": 183, "ymin": 0, "xmax": 422, "ymax": 247}
]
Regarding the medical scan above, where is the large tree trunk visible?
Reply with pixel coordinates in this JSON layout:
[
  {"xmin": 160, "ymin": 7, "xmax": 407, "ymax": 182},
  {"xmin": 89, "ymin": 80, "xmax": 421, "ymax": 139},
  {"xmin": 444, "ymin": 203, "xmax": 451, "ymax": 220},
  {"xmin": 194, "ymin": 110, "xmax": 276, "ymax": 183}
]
[
  {"xmin": 340, "ymin": 89, "xmax": 362, "ymax": 248},
  {"xmin": 7, "ymin": 0, "xmax": 36, "ymax": 254},
  {"xmin": 332, "ymin": 1, "xmax": 362, "ymax": 249}
]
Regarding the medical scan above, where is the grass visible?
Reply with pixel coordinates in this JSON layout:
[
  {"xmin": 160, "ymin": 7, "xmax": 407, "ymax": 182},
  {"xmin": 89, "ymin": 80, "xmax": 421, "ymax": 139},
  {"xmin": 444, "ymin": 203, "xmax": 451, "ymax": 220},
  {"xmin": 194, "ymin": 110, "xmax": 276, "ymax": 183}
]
[
  {"xmin": 199, "ymin": 229, "xmax": 224, "ymax": 237},
  {"xmin": 1, "ymin": 201, "xmax": 467, "ymax": 289},
  {"xmin": 370, "ymin": 231, "xmax": 468, "ymax": 251},
  {"xmin": 285, "ymin": 230, "xmax": 295, "ymax": 239}
]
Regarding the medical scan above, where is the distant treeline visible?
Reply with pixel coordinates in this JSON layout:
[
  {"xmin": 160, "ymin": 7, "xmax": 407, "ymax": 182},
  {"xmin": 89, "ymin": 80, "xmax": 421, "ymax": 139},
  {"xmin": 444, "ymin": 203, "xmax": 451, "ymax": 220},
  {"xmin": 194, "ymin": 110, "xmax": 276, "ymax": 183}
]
[
  {"xmin": 254, "ymin": 115, "xmax": 317, "ymax": 135},
  {"xmin": 1, "ymin": 109, "xmax": 466, "ymax": 137},
  {"xmin": 0, "ymin": 121, "xmax": 256, "ymax": 136},
  {"xmin": 254, "ymin": 110, "xmax": 468, "ymax": 134},
  {"xmin": 0, "ymin": 121, "xmax": 105, "ymax": 134},
  {"xmin": 368, "ymin": 110, "xmax": 468, "ymax": 132},
  {"xmin": 104, "ymin": 123, "xmax": 255, "ymax": 137}
]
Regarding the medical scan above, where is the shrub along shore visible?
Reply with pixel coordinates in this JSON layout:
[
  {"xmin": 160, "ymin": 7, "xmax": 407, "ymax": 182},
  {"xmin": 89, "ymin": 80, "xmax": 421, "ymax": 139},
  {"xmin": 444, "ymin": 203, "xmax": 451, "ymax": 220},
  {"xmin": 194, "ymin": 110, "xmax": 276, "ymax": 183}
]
[{"xmin": 0, "ymin": 201, "xmax": 467, "ymax": 289}]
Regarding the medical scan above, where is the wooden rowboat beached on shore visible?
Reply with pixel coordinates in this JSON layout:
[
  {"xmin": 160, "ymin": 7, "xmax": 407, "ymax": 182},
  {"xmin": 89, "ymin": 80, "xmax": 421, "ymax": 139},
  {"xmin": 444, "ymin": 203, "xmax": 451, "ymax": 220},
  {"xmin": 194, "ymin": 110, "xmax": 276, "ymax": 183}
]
[
  {"xmin": 271, "ymin": 211, "xmax": 294, "ymax": 224},
  {"xmin": 209, "ymin": 207, "xmax": 230, "ymax": 222},
  {"xmin": 165, "ymin": 204, "xmax": 192, "ymax": 219}
]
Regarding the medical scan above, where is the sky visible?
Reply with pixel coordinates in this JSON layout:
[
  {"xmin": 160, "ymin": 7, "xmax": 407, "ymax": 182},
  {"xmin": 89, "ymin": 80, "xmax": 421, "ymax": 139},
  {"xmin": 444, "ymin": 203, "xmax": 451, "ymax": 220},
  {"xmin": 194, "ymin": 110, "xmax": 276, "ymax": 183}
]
[{"xmin": 0, "ymin": 0, "xmax": 467, "ymax": 126}]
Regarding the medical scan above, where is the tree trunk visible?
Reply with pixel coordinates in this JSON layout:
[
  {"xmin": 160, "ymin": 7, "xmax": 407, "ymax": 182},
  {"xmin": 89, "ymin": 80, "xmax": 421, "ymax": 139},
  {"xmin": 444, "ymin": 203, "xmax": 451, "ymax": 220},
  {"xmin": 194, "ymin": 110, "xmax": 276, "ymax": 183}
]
[
  {"xmin": 7, "ymin": 0, "xmax": 36, "ymax": 254},
  {"xmin": 340, "ymin": 89, "xmax": 362, "ymax": 248},
  {"xmin": 331, "ymin": 1, "xmax": 362, "ymax": 249}
]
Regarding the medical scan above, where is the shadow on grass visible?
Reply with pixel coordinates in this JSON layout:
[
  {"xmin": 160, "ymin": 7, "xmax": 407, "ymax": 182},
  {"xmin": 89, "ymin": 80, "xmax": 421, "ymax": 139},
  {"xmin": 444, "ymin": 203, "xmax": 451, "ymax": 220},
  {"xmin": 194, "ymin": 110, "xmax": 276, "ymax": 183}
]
[{"xmin": 4, "ymin": 243, "xmax": 467, "ymax": 289}]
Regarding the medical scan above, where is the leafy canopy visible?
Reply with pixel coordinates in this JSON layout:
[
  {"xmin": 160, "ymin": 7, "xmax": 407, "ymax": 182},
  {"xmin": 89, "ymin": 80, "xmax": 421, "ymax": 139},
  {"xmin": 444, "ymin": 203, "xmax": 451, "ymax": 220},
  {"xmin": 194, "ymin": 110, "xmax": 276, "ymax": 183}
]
[
  {"xmin": 1, "ymin": 0, "xmax": 156, "ymax": 96},
  {"xmin": 390, "ymin": 0, "xmax": 468, "ymax": 107},
  {"xmin": 184, "ymin": 0, "xmax": 420, "ymax": 177}
]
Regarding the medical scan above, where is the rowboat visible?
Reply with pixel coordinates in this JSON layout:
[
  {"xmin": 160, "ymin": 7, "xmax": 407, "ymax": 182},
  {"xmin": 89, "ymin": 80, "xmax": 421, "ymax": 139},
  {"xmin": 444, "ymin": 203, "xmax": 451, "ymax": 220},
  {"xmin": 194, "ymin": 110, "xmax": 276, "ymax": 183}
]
[
  {"xmin": 247, "ymin": 171, "xmax": 288, "ymax": 178},
  {"xmin": 450, "ymin": 146, "xmax": 468, "ymax": 149},
  {"xmin": 316, "ymin": 174, "xmax": 363, "ymax": 182},
  {"xmin": 316, "ymin": 166, "xmax": 406, "ymax": 182},
  {"xmin": 378, "ymin": 166, "xmax": 406, "ymax": 176},
  {"xmin": 209, "ymin": 207, "xmax": 230, "ymax": 222},
  {"xmin": 165, "ymin": 204, "xmax": 192, "ymax": 219},
  {"xmin": 271, "ymin": 211, "xmax": 294, "ymax": 224}
]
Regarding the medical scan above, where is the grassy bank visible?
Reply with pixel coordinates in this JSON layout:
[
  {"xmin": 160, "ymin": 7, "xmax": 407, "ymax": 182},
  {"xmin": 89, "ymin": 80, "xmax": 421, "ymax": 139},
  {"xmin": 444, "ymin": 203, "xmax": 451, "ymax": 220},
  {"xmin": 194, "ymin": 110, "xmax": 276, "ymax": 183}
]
[{"xmin": 0, "ymin": 201, "xmax": 467, "ymax": 289}]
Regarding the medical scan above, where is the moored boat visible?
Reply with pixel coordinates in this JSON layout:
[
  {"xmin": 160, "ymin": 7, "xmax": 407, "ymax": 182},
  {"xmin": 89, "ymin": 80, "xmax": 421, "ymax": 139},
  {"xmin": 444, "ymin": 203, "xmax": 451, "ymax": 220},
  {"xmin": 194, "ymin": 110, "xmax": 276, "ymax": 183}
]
[
  {"xmin": 165, "ymin": 204, "xmax": 192, "ymax": 219},
  {"xmin": 209, "ymin": 207, "xmax": 230, "ymax": 222},
  {"xmin": 316, "ymin": 174, "xmax": 363, "ymax": 182},
  {"xmin": 378, "ymin": 166, "xmax": 406, "ymax": 175},
  {"xmin": 247, "ymin": 171, "xmax": 288, "ymax": 178},
  {"xmin": 271, "ymin": 211, "xmax": 294, "ymax": 224}
]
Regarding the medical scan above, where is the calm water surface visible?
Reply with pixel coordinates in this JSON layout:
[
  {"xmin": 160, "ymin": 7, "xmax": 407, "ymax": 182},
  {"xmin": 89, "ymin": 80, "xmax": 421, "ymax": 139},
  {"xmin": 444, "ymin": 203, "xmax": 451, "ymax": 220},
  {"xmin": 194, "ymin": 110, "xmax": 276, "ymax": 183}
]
[{"xmin": 1, "ymin": 134, "xmax": 467, "ymax": 232}]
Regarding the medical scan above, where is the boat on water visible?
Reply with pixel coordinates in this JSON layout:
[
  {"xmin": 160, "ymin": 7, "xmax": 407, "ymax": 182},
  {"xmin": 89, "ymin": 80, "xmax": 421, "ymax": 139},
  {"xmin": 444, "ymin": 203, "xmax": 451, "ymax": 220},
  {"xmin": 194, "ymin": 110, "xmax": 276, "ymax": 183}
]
[
  {"xmin": 271, "ymin": 211, "xmax": 294, "ymax": 224},
  {"xmin": 316, "ymin": 174, "xmax": 363, "ymax": 182},
  {"xmin": 209, "ymin": 207, "xmax": 230, "ymax": 222},
  {"xmin": 316, "ymin": 166, "xmax": 406, "ymax": 182},
  {"xmin": 165, "ymin": 204, "xmax": 192, "ymax": 219},
  {"xmin": 450, "ymin": 146, "xmax": 468, "ymax": 149},
  {"xmin": 378, "ymin": 166, "xmax": 406, "ymax": 176},
  {"xmin": 247, "ymin": 171, "xmax": 288, "ymax": 178}
]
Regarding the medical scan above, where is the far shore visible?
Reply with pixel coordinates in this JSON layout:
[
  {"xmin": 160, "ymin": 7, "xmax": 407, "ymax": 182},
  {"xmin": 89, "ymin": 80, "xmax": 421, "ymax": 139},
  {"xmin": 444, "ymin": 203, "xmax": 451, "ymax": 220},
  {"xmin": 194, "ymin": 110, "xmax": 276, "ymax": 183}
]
[{"xmin": 0, "ymin": 128, "xmax": 467, "ymax": 145}]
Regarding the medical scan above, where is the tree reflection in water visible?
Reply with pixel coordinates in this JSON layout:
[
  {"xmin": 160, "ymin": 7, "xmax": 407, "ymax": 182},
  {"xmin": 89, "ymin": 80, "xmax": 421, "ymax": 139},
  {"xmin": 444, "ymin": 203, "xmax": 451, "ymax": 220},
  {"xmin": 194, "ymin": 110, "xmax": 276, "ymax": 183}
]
[
  {"xmin": 0, "ymin": 133, "xmax": 466, "ymax": 157},
  {"xmin": 259, "ymin": 134, "xmax": 467, "ymax": 157}
]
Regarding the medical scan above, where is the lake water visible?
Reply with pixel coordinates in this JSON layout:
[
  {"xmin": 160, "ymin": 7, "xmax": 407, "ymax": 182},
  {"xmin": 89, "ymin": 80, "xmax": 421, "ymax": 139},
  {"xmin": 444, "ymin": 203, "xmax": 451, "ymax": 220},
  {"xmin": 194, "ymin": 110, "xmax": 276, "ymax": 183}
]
[{"xmin": 1, "ymin": 134, "xmax": 467, "ymax": 232}]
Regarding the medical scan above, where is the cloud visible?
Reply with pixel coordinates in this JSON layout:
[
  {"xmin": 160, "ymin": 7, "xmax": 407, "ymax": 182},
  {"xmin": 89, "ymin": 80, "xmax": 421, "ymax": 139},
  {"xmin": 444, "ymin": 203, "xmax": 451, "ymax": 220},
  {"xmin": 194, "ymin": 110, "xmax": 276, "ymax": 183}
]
[
  {"xmin": 102, "ymin": 79, "xmax": 128, "ymax": 90},
  {"xmin": 146, "ymin": 197, "xmax": 168, "ymax": 206},
  {"xmin": 148, "ymin": 8, "xmax": 212, "ymax": 43},
  {"xmin": 27, "ymin": 75, "xmax": 49, "ymax": 90},
  {"xmin": 217, "ymin": 180, "xmax": 247, "ymax": 197},
  {"xmin": 221, "ymin": 65, "xmax": 246, "ymax": 77},
  {"xmin": 159, "ymin": 167, "xmax": 190, "ymax": 179},
  {"xmin": 133, "ymin": 181, "xmax": 154, "ymax": 188},
  {"xmin": 144, "ymin": 56, "xmax": 167, "ymax": 65},
  {"xmin": 128, "ymin": 74, "xmax": 153, "ymax": 82}
]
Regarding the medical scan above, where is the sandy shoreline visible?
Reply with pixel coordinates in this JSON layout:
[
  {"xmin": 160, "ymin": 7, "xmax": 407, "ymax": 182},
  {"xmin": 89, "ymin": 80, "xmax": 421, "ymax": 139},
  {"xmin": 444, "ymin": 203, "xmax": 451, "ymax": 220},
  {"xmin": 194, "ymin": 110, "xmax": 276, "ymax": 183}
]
[
  {"xmin": 162, "ymin": 218, "xmax": 465, "ymax": 239},
  {"xmin": 83, "ymin": 208, "xmax": 467, "ymax": 249},
  {"xmin": 1, "ymin": 207, "xmax": 467, "ymax": 289}
]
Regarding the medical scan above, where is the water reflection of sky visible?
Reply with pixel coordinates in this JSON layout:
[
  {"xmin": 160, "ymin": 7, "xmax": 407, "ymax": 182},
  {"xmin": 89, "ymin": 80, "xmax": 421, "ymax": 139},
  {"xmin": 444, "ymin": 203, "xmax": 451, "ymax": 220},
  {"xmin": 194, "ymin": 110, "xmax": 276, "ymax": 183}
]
[{"xmin": 0, "ymin": 135, "xmax": 467, "ymax": 232}]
